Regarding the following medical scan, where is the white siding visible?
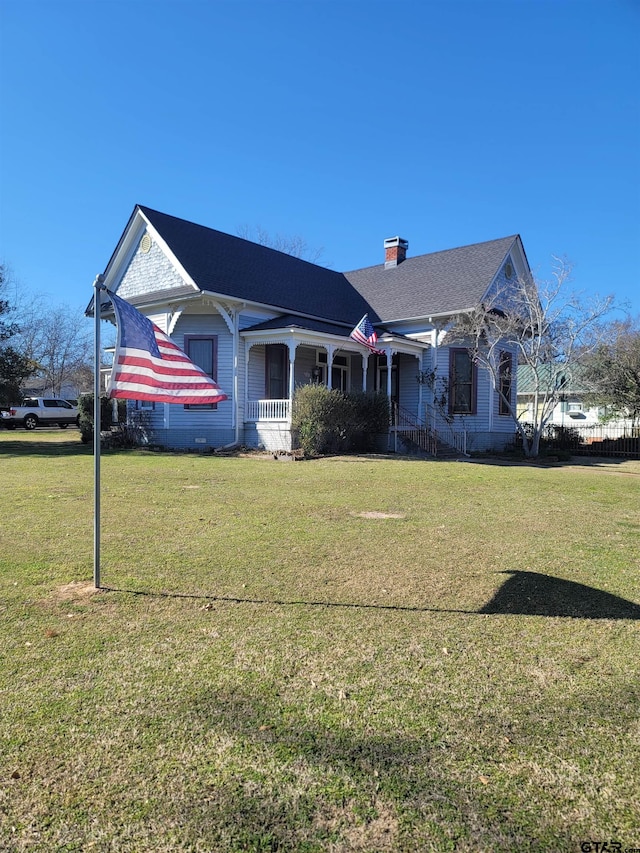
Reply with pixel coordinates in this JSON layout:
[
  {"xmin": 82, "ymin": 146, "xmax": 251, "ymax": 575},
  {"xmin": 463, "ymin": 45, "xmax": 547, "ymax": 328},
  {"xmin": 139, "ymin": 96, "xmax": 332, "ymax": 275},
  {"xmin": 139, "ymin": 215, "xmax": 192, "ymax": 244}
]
[
  {"xmin": 247, "ymin": 346, "xmax": 267, "ymax": 400},
  {"xmin": 398, "ymin": 353, "xmax": 420, "ymax": 415},
  {"xmin": 129, "ymin": 314, "xmax": 234, "ymax": 450},
  {"xmin": 491, "ymin": 345, "xmax": 519, "ymax": 436},
  {"xmin": 239, "ymin": 310, "xmax": 276, "ymax": 330},
  {"xmin": 429, "ymin": 341, "xmax": 516, "ymax": 451},
  {"xmin": 176, "ymin": 312, "xmax": 232, "ymax": 403}
]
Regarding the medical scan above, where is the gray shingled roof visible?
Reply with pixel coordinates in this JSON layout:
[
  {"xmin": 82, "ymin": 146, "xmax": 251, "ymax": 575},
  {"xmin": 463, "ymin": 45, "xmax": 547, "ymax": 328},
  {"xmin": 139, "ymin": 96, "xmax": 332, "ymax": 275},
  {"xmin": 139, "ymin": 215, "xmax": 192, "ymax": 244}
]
[
  {"xmin": 137, "ymin": 206, "xmax": 520, "ymax": 327},
  {"xmin": 242, "ymin": 314, "xmax": 395, "ymax": 338},
  {"xmin": 344, "ymin": 235, "xmax": 518, "ymax": 322},
  {"xmin": 139, "ymin": 206, "xmax": 370, "ymax": 326}
]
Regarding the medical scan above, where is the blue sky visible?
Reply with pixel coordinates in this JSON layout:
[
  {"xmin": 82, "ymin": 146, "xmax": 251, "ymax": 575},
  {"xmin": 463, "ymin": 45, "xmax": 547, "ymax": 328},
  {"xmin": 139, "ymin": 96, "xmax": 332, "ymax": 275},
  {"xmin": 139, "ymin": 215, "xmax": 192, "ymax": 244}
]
[{"xmin": 1, "ymin": 0, "xmax": 638, "ymax": 316}]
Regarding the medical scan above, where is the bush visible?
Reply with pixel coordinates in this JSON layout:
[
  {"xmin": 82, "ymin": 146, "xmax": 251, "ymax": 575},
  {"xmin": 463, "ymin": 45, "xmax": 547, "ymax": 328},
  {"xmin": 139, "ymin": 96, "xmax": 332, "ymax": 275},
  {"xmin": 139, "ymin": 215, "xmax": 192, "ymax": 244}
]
[
  {"xmin": 104, "ymin": 415, "xmax": 151, "ymax": 449},
  {"xmin": 292, "ymin": 385, "xmax": 345, "ymax": 455},
  {"xmin": 77, "ymin": 394, "xmax": 125, "ymax": 444},
  {"xmin": 292, "ymin": 385, "xmax": 389, "ymax": 456},
  {"xmin": 346, "ymin": 390, "xmax": 390, "ymax": 451},
  {"xmin": 548, "ymin": 425, "xmax": 582, "ymax": 450}
]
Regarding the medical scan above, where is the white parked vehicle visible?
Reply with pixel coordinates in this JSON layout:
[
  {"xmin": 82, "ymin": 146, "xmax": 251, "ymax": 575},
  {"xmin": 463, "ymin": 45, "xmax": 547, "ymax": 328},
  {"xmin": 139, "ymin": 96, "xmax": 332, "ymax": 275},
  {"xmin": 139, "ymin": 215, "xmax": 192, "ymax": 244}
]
[{"xmin": 3, "ymin": 398, "xmax": 80, "ymax": 430}]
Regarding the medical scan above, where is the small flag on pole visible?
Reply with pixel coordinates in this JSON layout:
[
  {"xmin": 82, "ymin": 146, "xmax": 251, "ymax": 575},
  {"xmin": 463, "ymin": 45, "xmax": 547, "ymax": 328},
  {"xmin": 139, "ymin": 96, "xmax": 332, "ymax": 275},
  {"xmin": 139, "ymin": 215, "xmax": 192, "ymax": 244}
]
[
  {"xmin": 350, "ymin": 314, "xmax": 384, "ymax": 355},
  {"xmin": 106, "ymin": 290, "xmax": 228, "ymax": 405}
]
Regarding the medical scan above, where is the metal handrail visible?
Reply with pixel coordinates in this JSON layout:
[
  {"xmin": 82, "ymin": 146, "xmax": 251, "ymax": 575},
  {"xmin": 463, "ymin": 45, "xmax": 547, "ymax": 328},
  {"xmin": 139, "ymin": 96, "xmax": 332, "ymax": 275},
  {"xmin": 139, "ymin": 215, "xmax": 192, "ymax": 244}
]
[
  {"xmin": 424, "ymin": 405, "xmax": 468, "ymax": 456},
  {"xmin": 393, "ymin": 405, "xmax": 438, "ymax": 455}
]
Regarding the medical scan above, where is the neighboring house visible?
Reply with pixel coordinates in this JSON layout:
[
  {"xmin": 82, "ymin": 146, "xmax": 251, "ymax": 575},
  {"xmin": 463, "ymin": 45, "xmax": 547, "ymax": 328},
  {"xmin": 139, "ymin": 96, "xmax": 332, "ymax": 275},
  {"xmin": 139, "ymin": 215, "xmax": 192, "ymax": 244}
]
[
  {"xmin": 97, "ymin": 205, "xmax": 532, "ymax": 453},
  {"xmin": 517, "ymin": 364, "xmax": 635, "ymax": 435},
  {"xmin": 21, "ymin": 381, "xmax": 85, "ymax": 403}
]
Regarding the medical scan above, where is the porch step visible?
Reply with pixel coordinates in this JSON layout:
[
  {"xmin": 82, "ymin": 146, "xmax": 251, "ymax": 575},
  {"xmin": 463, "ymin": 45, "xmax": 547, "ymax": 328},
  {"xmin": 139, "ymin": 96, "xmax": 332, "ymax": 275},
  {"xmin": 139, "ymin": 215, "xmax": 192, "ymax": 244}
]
[{"xmin": 397, "ymin": 433, "xmax": 462, "ymax": 460}]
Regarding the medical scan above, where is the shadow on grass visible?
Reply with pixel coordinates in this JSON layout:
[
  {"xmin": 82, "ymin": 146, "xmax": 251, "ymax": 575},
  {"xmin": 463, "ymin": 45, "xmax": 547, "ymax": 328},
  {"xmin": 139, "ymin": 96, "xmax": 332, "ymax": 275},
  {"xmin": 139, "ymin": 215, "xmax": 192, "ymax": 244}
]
[
  {"xmin": 478, "ymin": 570, "xmax": 640, "ymax": 619},
  {"xmin": 0, "ymin": 432, "xmax": 90, "ymax": 457},
  {"xmin": 103, "ymin": 570, "xmax": 640, "ymax": 620}
]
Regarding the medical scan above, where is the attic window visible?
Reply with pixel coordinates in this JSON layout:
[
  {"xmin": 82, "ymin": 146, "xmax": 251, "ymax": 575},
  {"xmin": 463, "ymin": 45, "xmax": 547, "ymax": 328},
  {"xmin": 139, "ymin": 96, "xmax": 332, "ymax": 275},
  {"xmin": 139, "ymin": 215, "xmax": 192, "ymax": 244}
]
[
  {"xmin": 140, "ymin": 233, "xmax": 152, "ymax": 254},
  {"xmin": 504, "ymin": 262, "xmax": 514, "ymax": 280}
]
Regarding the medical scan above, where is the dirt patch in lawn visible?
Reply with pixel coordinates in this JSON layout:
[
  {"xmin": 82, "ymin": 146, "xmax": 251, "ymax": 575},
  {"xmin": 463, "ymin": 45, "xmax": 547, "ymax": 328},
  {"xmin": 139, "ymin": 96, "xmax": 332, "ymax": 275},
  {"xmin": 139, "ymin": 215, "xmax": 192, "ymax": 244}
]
[
  {"xmin": 50, "ymin": 581, "xmax": 101, "ymax": 603},
  {"xmin": 351, "ymin": 511, "xmax": 406, "ymax": 519}
]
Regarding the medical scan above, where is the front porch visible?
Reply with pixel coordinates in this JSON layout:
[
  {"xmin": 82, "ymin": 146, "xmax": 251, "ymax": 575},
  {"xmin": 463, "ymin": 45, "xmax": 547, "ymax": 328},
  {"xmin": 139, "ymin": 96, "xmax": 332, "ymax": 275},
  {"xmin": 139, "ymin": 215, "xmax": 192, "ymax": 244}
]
[{"xmin": 240, "ymin": 326, "xmax": 428, "ymax": 452}]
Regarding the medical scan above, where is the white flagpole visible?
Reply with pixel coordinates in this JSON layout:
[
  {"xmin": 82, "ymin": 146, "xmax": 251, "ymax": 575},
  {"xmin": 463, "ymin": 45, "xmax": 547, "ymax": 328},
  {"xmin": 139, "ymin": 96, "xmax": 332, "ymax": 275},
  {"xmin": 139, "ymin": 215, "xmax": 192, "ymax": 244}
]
[{"xmin": 93, "ymin": 274, "xmax": 105, "ymax": 588}]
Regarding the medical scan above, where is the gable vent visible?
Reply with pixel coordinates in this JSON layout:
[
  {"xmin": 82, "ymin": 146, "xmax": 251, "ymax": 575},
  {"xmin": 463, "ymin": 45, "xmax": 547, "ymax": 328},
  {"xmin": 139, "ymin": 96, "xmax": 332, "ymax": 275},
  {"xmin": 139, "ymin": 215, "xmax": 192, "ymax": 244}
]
[{"xmin": 140, "ymin": 233, "xmax": 152, "ymax": 254}]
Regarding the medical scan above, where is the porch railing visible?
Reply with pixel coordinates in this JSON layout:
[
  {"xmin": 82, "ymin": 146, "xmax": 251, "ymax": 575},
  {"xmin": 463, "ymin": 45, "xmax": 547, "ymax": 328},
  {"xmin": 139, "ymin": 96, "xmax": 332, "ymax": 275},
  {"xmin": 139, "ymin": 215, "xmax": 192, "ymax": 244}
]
[{"xmin": 245, "ymin": 399, "xmax": 291, "ymax": 422}]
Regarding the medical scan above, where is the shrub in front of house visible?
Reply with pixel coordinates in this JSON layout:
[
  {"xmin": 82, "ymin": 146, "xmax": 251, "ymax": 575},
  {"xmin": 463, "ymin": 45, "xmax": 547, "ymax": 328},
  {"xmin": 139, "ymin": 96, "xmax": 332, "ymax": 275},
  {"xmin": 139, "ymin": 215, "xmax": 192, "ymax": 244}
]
[
  {"xmin": 346, "ymin": 390, "xmax": 389, "ymax": 451},
  {"xmin": 78, "ymin": 395, "xmax": 125, "ymax": 444},
  {"xmin": 292, "ymin": 385, "xmax": 389, "ymax": 456},
  {"xmin": 292, "ymin": 384, "xmax": 345, "ymax": 455}
]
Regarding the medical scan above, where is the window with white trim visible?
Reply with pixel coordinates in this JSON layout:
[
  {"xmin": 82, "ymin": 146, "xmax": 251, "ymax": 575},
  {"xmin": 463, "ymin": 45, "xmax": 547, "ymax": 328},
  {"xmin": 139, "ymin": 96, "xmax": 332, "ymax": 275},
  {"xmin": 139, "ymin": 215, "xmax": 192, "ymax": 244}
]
[
  {"xmin": 449, "ymin": 349, "xmax": 476, "ymax": 414},
  {"xmin": 184, "ymin": 335, "xmax": 219, "ymax": 410}
]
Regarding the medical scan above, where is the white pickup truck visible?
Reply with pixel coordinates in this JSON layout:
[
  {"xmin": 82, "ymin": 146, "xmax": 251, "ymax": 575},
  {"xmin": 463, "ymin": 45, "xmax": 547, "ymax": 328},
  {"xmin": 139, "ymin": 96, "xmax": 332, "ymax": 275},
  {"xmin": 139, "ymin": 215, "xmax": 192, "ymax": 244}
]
[{"xmin": 2, "ymin": 397, "xmax": 80, "ymax": 430}]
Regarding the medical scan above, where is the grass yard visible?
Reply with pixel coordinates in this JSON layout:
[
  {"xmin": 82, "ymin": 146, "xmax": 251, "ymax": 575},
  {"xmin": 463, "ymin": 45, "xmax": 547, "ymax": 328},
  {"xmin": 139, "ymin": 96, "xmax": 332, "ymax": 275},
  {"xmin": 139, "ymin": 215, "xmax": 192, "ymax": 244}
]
[{"xmin": 1, "ymin": 430, "xmax": 639, "ymax": 852}]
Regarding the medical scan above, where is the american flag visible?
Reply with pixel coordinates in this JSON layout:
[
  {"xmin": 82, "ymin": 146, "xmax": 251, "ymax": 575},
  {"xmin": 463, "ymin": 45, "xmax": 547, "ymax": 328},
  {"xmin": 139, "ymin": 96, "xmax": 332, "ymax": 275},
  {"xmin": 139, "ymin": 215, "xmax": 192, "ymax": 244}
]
[
  {"xmin": 350, "ymin": 314, "xmax": 384, "ymax": 355},
  {"xmin": 105, "ymin": 290, "xmax": 228, "ymax": 405}
]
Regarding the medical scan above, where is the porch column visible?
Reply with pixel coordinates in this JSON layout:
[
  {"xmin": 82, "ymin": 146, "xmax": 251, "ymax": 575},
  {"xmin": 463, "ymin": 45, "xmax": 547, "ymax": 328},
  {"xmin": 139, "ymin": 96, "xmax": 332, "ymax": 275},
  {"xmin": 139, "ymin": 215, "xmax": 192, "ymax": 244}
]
[
  {"xmin": 417, "ymin": 354, "xmax": 423, "ymax": 417},
  {"xmin": 245, "ymin": 343, "xmax": 251, "ymax": 423},
  {"xmin": 326, "ymin": 344, "xmax": 336, "ymax": 389},
  {"xmin": 232, "ymin": 309, "xmax": 239, "ymax": 432},
  {"xmin": 286, "ymin": 342, "xmax": 296, "ymax": 407},
  {"xmin": 385, "ymin": 349, "xmax": 392, "ymax": 399},
  {"xmin": 430, "ymin": 327, "xmax": 440, "ymax": 430},
  {"xmin": 361, "ymin": 354, "xmax": 368, "ymax": 391}
]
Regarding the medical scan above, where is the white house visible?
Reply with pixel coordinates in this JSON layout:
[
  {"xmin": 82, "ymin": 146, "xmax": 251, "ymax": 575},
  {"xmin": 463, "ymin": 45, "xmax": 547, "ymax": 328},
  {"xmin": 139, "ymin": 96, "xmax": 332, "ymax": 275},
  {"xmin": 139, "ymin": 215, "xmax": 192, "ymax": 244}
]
[
  {"xmin": 96, "ymin": 205, "xmax": 532, "ymax": 454},
  {"xmin": 517, "ymin": 364, "xmax": 636, "ymax": 436}
]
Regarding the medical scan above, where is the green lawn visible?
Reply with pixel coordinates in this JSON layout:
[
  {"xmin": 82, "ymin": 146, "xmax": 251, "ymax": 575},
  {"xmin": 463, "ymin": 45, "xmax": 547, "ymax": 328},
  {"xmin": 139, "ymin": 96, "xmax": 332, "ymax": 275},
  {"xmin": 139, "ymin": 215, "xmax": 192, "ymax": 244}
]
[{"xmin": 1, "ymin": 430, "xmax": 639, "ymax": 852}]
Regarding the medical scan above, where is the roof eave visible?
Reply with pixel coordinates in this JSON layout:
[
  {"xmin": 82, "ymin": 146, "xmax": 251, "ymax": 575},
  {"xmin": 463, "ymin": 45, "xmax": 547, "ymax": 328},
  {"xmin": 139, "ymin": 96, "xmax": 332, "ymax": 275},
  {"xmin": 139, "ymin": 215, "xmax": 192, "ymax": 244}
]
[
  {"xmin": 381, "ymin": 308, "xmax": 473, "ymax": 325},
  {"xmin": 200, "ymin": 289, "xmax": 357, "ymax": 330}
]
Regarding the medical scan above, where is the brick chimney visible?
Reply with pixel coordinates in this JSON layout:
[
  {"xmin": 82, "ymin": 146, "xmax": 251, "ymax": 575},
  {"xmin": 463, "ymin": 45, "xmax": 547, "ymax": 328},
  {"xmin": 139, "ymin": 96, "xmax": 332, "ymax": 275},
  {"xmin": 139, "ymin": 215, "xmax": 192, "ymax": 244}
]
[{"xmin": 384, "ymin": 236, "xmax": 408, "ymax": 268}]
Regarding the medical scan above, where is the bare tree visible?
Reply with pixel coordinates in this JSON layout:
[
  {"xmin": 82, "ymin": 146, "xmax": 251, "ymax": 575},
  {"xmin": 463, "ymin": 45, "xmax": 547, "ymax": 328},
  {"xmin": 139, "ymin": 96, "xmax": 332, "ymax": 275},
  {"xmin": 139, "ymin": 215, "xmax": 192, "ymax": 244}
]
[
  {"xmin": 236, "ymin": 224, "xmax": 326, "ymax": 265},
  {"xmin": 581, "ymin": 316, "xmax": 640, "ymax": 427},
  {"xmin": 451, "ymin": 257, "xmax": 615, "ymax": 457},
  {"xmin": 0, "ymin": 264, "xmax": 38, "ymax": 404},
  {"xmin": 13, "ymin": 300, "xmax": 93, "ymax": 397}
]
